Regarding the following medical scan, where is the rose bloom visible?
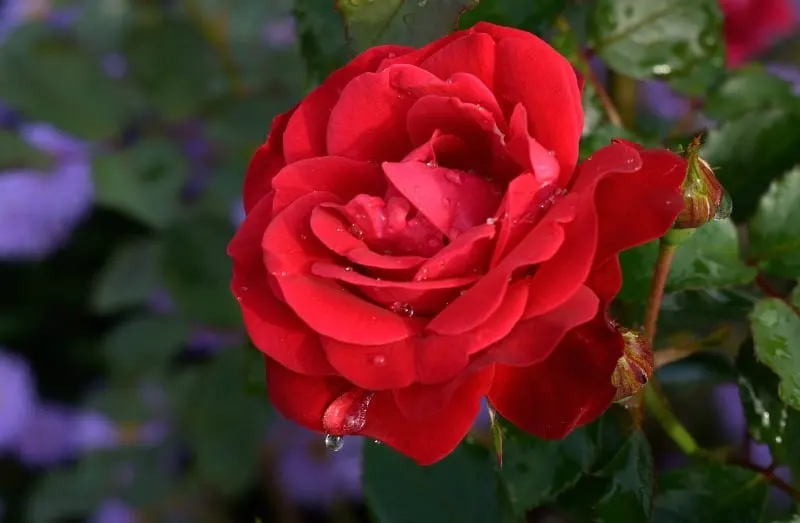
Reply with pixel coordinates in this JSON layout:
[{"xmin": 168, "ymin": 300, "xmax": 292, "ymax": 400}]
[
  {"xmin": 720, "ymin": 0, "xmax": 796, "ymax": 66},
  {"xmin": 229, "ymin": 23, "xmax": 686, "ymax": 465}
]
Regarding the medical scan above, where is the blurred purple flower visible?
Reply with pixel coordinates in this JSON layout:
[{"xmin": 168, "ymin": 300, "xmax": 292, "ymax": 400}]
[
  {"xmin": 102, "ymin": 54, "xmax": 128, "ymax": 80},
  {"xmin": 713, "ymin": 383, "xmax": 747, "ymax": 448},
  {"xmin": 91, "ymin": 499, "xmax": 137, "ymax": 523},
  {"xmin": 14, "ymin": 403, "xmax": 76, "ymax": 465},
  {"xmin": 0, "ymin": 123, "xmax": 94, "ymax": 261},
  {"xmin": 0, "ymin": 349, "xmax": 36, "ymax": 451},
  {"xmin": 186, "ymin": 327, "xmax": 243, "ymax": 354},
  {"xmin": 0, "ymin": 0, "xmax": 50, "ymax": 42},
  {"xmin": 765, "ymin": 63, "xmax": 800, "ymax": 94},
  {"xmin": 231, "ymin": 199, "xmax": 245, "ymax": 229},
  {"xmin": 638, "ymin": 81, "xmax": 692, "ymax": 121},
  {"xmin": 263, "ymin": 16, "xmax": 296, "ymax": 48},
  {"xmin": 268, "ymin": 415, "xmax": 362, "ymax": 507}
]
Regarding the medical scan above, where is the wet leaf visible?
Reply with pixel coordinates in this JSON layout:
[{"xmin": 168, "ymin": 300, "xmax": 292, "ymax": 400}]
[
  {"xmin": 749, "ymin": 298, "xmax": 800, "ymax": 411},
  {"xmin": 91, "ymin": 239, "xmax": 163, "ymax": 314},
  {"xmin": 652, "ymin": 463, "xmax": 767, "ymax": 523},
  {"xmin": 594, "ymin": 430, "xmax": 653, "ymax": 523},
  {"xmin": 748, "ymin": 168, "xmax": 800, "ymax": 278},
  {"xmin": 363, "ymin": 441, "xmax": 512, "ymax": 523},
  {"xmin": 335, "ymin": 0, "xmax": 478, "ymax": 52},
  {"xmin": 667, "ymin": 219, "xmax": 757, "ymax": 291},
  {"xmin": 459, "ymin": 0, "xmax": 565, "ymax": 35},
  {"xmin": 588, "ymin": 0, "xmax": 725, "ymax": 95}
]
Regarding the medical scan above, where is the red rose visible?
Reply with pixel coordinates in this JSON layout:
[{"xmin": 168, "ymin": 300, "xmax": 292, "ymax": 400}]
[
  {"xmin": 720, "ymin": 0, "xmax": 795, "ymax": 66},
  {"xmin": 229, "ymin": 22, "xmax": 686, "ymax": 465}
]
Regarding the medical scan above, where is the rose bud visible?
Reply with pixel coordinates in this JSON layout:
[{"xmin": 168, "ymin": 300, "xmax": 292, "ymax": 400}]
[
  {"xmin": 673, "ymin": 137, "xmax": 728, "ymax": 229},
  {"xmin": 229, "ymin": 23, "xmax": 688, "ymax": 465},
  {"xmin": 611, "ymin": 328, "xmax": 654, "ymax": 403}
]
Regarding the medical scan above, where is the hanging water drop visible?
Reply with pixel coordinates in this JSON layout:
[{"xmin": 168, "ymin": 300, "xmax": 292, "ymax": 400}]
[
  {"xmin": 324, "ymin": 434, "xmax": 344, "ymax": 452},
  {"xmin": 713, "ymin": 189, "xmax": 733, "ymax": 221},
  {"xmin": 391, "ymin": 301, "xmax": 415, "ymax": 317}
]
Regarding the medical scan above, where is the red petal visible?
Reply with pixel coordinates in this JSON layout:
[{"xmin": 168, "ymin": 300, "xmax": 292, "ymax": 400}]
[
  {"xmin": 321, "ymin": 335, "xmax": 417, "ymax": 390},
  {"xmin": 419, "ymin": 32, "xmax": 496, "ymax": 89},
  {"xmin": 283, "ymin": 44, "xmax": 412, "ymax": 163},
  {"xmin": 310, "ymin": 262, "xmax": 477, "ymax": 315},
  {"xmin": 265, "ymin": 357, "xmax": 350, "ymax": 431},
  {"xmin": 413, "ymin": 223, "xmax": 495, "ymax": 281},
  {"xmin": 491, "ymin": 30, "xmax": 583, "ymax": 185},
  {"xmin": 271, "ymin": 156, "xmax": 386, "ymax": 215},
  {"xmin": 243, "ymin": 110, "xmax": 293, "ymax": 213},
  {"xmin": 383, "ymin": 159, "xmax": 502, "ymax": 239},
  {"xmin": 362, "ymin": 368, "xmax": 494, "ymax": 465},
  {"xmin": 488, "ymin": 313, "xmax": 623, "ymax": 439},
  {"xmin": 506, "ymin": 105, "xmax": 560, "ymax": 186},
  {"xmin": 426, "ymin": 205, "xmax": 573, "ymax": 335}
]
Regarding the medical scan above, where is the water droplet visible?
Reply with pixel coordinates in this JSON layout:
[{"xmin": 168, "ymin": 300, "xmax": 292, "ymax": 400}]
[
  {"xmin": 239, "ymin": 286, "xmax": 249, "ymax": 293},
  {"xmin": 345, "ymin": 266, "xmax": 354, "ymax": 272},
  {"xmin": 426, "ymin": 160, "xmax": 439, "ymax": 168},
  {"xmin": 372, "ymin": 355, "xmax": 386, "ymax": 366},
  {"xmin": 485, "ymin": 217, "xmax": 497, "ymax": 225},
  {"xmin": 652, "ymin": 64, "xmax": 672, "ymax": 76},
  {"xmin": 350, "ymin": 224, "xmax": 364, "ymax": 239},
  {"xmin": 761, "ymin": 410, "xmax": 771, "ymax": 428},
  {"xmin": 372, "ymin": 439, "xmax": 382, "ymax": 445},
  {"xmin": 391, "ymin": 301, "xmax": 415, "ymax": 317},
  {"xmin": 300, "ymin": 234, "xmax": 308, "ymax": 240},
  {"xmin": 324, "ymin": 434, "xmax": 344, "ymax": 452},
  {"xmin": 775, "ymin": 435, "xmax": 783, "ymax": 444},
  {"xmin": 713, "ymin": 189, "xmax": 733, "ymax": 221},
  {"xmin": 547, "ymin": 150, "xmax": 555, "ymax": 156},
  {"xmin": 444, "ymin": 170, "xmax": 462, "ymax": 184}
]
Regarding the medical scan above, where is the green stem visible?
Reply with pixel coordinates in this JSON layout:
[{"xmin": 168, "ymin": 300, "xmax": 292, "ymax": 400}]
[
  {"xmin": 609, "ymin": 73, "xmax": 638, "ymax": 130},
  {"xmin": 644, "ymin": 384, "xmax": 700, "ymax": 456}
]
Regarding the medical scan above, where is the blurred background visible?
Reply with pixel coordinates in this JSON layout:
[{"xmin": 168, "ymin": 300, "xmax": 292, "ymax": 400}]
[{"xmin": 0, "ymin": 0, "xmax": 799, "ymax": 522}]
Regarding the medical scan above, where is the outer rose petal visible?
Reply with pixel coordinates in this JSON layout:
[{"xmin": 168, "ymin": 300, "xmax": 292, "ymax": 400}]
[
  {"xmin": 362, "ymin": 367, "xmax": 494, "ymax": 465},
  {"xmin": 483, "ymin": 22, "xmax": 583, "ymax": 184},
  {"xmin": 419, "ymin": 32, "xmax": 496, "ymax": 86},
  {"xmin": 229, "ymin": 194, "xmax": 334, "ymax": 375},
  {"xmin": 488, "ymin": 313, "xmax": 623, "ymax": 439},
  {"xmin": 242, "ymin": 110, "xmax": 293, "ymax": 213},
  {"xmin": 283, "ymin": 44, "xmax": 413, "ymax": 163}
]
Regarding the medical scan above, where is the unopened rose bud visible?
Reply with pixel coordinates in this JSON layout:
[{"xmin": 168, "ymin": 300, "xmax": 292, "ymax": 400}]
[
  {"xmin": 612, "ymin": 328, "xmax": 654, "ymax": 402},
  {"xmin": 673, "ymin": 137, "xmax": 729, "ymax": 229}
]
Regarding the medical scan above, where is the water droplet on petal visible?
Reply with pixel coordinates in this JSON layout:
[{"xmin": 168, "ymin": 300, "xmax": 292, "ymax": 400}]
[
  {"xmin": 299, "ymin": 234, "xmax": 308, "ymax": 240},
  {"xmin": 547, "ymin": 150, "xmax": 555, "ymax": 156},
  {"xmin": 324, "ymin": 434, "xmax": 344, "ymax": 452},
  {"xmin": 425, "ymin": 160, "xmax": 439, "ymax": 168},
  {"xmin": 713, "ymin": 188, "xmax": 733, "ymax": 221},
  {"xmin": 444, "ymin": 170, "xmax": 462, "ymax": 184},
  {"xmin": 345, "ymin": 266, "xmax": 354, "ymax": 272},
  {"xmin": 391, "ymin": 301, "xmax": 415, "ymax": 317},
  {"xmin": 323, "ymin": 390, "xmax": 375, "ymax": 436},
  {"xmin": 350, "ymin": 224, "xmax": 364, "ymax": 240},
  {"xmin": 372, "ymin": 355, "xmax": 386, "ymax": 366},
  {"xmin": 485, "ymin": 217, "xmax": 497, "ymax": 225},
  {"xmin": 372, "ymin": 439, "xmax": 382, "ymax": 445}
]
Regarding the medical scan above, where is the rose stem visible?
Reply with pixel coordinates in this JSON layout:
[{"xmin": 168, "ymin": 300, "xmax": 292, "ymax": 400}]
[
  {"xmin": 643, "ymin": 240, "xmax": 677, "ymax": 345},
  {"xmin": 555, "ymin": 17, "xmax": 624, "ymax": 128},
  {"xmin": 609, "ymin": 73, "xmax": 638, "ymax": 129}
]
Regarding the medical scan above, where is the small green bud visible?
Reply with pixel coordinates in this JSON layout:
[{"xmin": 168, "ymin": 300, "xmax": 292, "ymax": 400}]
[{"xmin": 673, "ymin": 137, "xmax": 728, "ymax": 229}]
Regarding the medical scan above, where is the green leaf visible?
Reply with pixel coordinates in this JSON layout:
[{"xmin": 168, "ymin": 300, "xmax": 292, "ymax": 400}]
[
  {"xmin": 0, "ymin": 24, "xmax": 130, "ymax": 139},
  {"xmin": 652, "ymin": 463, "xmax": 767, "ymax": 523},
  {"xmin": 749, "ymin": 298, "xmax": 800, "ymax": 411},
  {"xmin": 363, "ymin": 441, "xmax": 511, "ymax": 523},
  {"xmin": 0, "ymin": 129, "xmax": 52, "ymax": 170},
  {"xmin": 27, "ymin": 458, "xmax": 115, "ymax": 522},
  {"xmin": 294, "ymin": 0, "xmax": 350, "ymax": 83},
  {"xmin": 736, "ymin": 339, "xmax": 800, "ymax": 472},
  {"xmin": 704, "ymin": 67, "xmax": 800, "ymax": 120},
  {"xmin": 173, "ymin": 350, "xmax": 270, "ymax": 495},
  {"xmin": 499, "ymin": 421, "xmax": 596, "ymax": 516},
  {"xmin": 91, "ymin": 239, "xmax": 163, "ymax": 314},
  {"xmin": 594, "ymin": 430, "xmax": 653, "ymax": 523},
  {"xmin": 93, "ymin": 139, "xmax": 188, "ymax": 229},
  {"xmin": 123, "ymin": 14, "xmax": 224, "ymax": 121},
  {"xmin": 588, "ymin": 0, "xmax": 725, "ymax": 95},
  {"xmin": 103, "ymin": 315, "xmax": 191, "ymax": 380},
  {"xmin": 654, "ymin": 288, "xmax": 759, "ymax": 336},
  {"xmin": 666, "ymin": 219, "xmax": 757, "ymax": 291},
  {"xmin": 160, "ymin": 213, "xmax": 240, "ymax": 327},
  {"xmin": 459, "ymin": 0, "xmax": 564, "ymax": 35},
  {"xmin": 748, "ymin": 168, "xmax": 800, "ymax": 278},
  {"xmin": 618, "ymin": 241, "xmax": 658, "ymax": 302},
  {"xmin": 335, "ymin": 0, "xmax": 478, "ymax": 52},
  {"xmin": 702, "ymin": 105, "xmax": 800, "ymax": 222}
]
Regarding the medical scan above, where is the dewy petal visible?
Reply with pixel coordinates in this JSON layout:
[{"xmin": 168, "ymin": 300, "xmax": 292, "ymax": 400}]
[
  {"xmin": 419, "ymin": 32, "xmax": 496, "ymax": 88},
  {"xmin": 426, "ymin": 202, "xmax": 574, "ymax": 336},
  {"xmin": 488, "ymin": 313, "xmax": 622, "ymax": 440},
  {"xmin": 284, "ymin": 44, "xmax": 412, "ymax": 163},
  {"xmin": 321, "ymin": 335, "xmax": 417, "ymax": 390},
  {"xmin": 489, "ymin": 25, "xmax": 583, "ymax": 184},
  {"xmin": 506, "ymin": 104, "xmax": 560, "ymax": 186},
  {"xmin": 271, "ymin": 156, "xmax": 386, "ymax": 215},
  {"xmin": 570, "ymin": 140, "xmax": 685, "ymax": 266},
  {"xmin": 413, "ymin": 223, "xmax": 495, "ymax": 281},
  {"xmin": 383, "ymin": 160, "xmax": 502, "ymax": 239},
  {"xmin": 310, "ymin": 261, "xmax": 477, "ymax": 315},
  {"xmin": 361, "ymin": 367, "xmax": 494, "ymax": 465},
  {"xmin": 243, "ymin": 110, "xmax": 294, "ymax": 213},
  {"xmin": 230, "ymin": 195, "xmax": 334, "ymax": 375},
  {"xmin": 265, "ymin": 357, "xmax": 351, "ymax": 431}
]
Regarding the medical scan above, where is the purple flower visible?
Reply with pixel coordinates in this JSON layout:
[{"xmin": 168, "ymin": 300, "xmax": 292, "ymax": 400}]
[
  {"xmin": 268, "ymin": 415, "xmax": 362, "ymax": 507},
  {"xmin": 263, "ymin": 16, "xmax": 296, "ymax": 48},
  {"xmin": 0, "ymin": 123, "xmax": 94, "ymax": 261},
  {"xmin": 765, "ymin": 63, "xmax": 800, "ymax": 94},
  {"xmin": 638, "ymin": 81, "xmax": 692, "ymax": 121},
  {"xmin": 91, "ymin": 499, "xmax": 137, "ymax": 523},
  {"xmin": 0, "ymin": 0, "xmax": 50, "ymax": 42},
  {"xmin": 0, "ymin": 349, "xmax": 36, "ymax": 451},
  {"xmin": 14, "ymin": 403, "xmax": 76, "ymax": 465}
]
